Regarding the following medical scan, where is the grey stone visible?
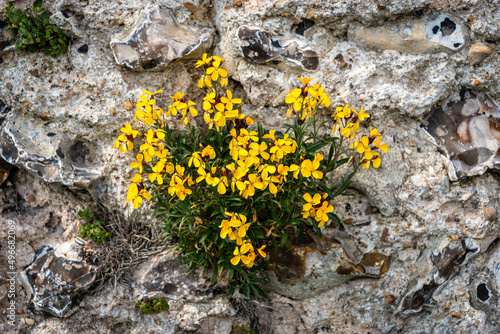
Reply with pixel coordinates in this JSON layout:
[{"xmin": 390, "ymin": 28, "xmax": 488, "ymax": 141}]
[
  {"xmin": 351, "ymin": 147, "xmax": 406, "ymax": 216},
  {"xmin": 267, "ymin": 229, "xmax": 389, "ymax": 299},
  {"xmin": 110, "ymin": 5, "xmax": 214, "ymax": 71}
]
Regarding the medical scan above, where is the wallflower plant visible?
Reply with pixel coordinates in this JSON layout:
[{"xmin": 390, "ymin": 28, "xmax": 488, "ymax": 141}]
[{"xmin": 114, "ymin": 54, "xmax": 388, "ymax": 299}]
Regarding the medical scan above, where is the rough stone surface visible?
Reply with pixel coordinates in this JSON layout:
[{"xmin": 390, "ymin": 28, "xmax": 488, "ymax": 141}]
[
  {"xmin": 422, "ymin": 89, "xmax": 500, "ymax": 180},
  {"xmin": 348, "ymin": 13, "xmax": 468, "ymax": 54},
  {"xmin": 132, "ymin": 251, "xmax": 215, "ymax": 302},
  {"xmin": 1, "ymin": 0, "xmax": 500, "ymax": 333},
  {"xmin": 20, "ymin": 246, "xmax": 97, "ymax": 318},
  {"xmin": 267, "ymin": 229, "xmax": 390, "ymax": 299},
  {"xmin": 110, "ymin": 4, "xmax": 215, "ymax": 71}
]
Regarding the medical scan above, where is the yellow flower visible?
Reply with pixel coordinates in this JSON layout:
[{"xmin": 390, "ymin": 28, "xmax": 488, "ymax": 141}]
[
  {"xmin": 126, "ymin": 182, "xmax": 151, "ymax": 209},
  {"xmin": 301, "ymin": 158, "xmax": 323, "ymax": 179},
  {"xmin": 249, "ymin": 142, "xmax": 270, "ymax": 160},
  {"xmin": 332, "ymin": 104, "xmax": 352, "ymax": 121},
  {"xmin": 201, "ymin": 145, "xmax": 216, "ymax": 159},
  {"xmin": 361, "ymin": 149, "xmax": 381, "ymax": 169},
  {"xmin": 285, "ymin": 88, "xmax": 303, "ymax": 112},
  {"xmin": 167, "ymin": 176, "xmax": 192, "ymax": 200},
  {"xmin": 315, "ymin": 200, "xmax": 334, "ymax": 227},
  {"xmin": 188, "ymin": 152, "xmax": 203, "ymax": 168},
  {"xmin": 142, "ymin": 89, "xmax": 163, "ymax": 96},
  {"xmin": 130, "ymin": 153, "xmax": 143, "ymax": 173},
  {"xmin": 352, "ymin": 135, "xmax": 370, "ymax": 154},
  {"xmin": 120, "ymin": 123, "xmax": 139, "ymax": 138},
  {"xmin": 220, "ymin": 76, "xmax": 228, "ymax": 87},
  {"xmin": 303, "ymin": 193, "xmax": 322, "ymax": 217},
  {"xmin": 220, "ymin": 90, "xmax": 242, "ymax": 111},
  {"xmin": 136, "ymin": 94, "xmax": 155, "ymax": 113},
  {"xmin": 230, "ymin": 243, "xmax": 253, "ymax": 266},
  {"xmin": 131, "ymin": 173, "xmax": 142, "ymax": 183},
  {"xmin": 297, "ymin": 77, "xmax": 313, "ymax": 85},
  {"xmin": 203, "ymin": 91, "xmax": 216, "ymax": 111},
  {"xmin": 257, "ymin": 245, "xmax": 266, "ymax": 258},
  {"xmin": 114, "ymin": 134, "xmax": 133, "ymax": 153},
  {"xmin": 373, "ymin": 136, "xmax": 389, "ymax": 153},
  {"xmin": 196, "ymin": 53, "xmax": 212, "ymax": 68},
  {"xmin": 198, "ymin": 74, "xmax": 213, "ymax": 88},
  {"xmin": 353, "ymin": 107, "xmax": 370, "ymax": 121},
  {"xmin": 206, "ymin": 57, "xmax": 228, "ymax": 81},
  {"xmin": 148, "ymin": 161, "xmax": 165, "ymax": 184}
]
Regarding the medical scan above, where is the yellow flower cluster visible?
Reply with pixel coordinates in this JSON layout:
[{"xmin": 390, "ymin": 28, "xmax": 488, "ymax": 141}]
[
  {"xmin": 218, "ymin": 212, "xmax": 266, "ymax": 268},
  {"xmin": 331, "ymin": 104, "xmax": 388, "ymax": 169},
  {"xmin": 302, "ymin": 193, "xmax": 334, "ymax": 228},
  {"xmin": 193, "ymin": 126, "xmax": 325, "ymax": 201},
  {"xmin": 285, "ymin": 77, "xmax": 331, "ymax": 121}
]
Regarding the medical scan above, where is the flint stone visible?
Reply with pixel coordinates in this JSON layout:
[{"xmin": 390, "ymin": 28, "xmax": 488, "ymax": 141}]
[
  {"xmin": 237, "ymin": 25, "xmax": 319, "ymax": 70},
  {"xmin": 421, "ymin": 89, "xmax": 500, "ymax": 180},
  {"xmin": 20, "ymin": 246, "xmax": 96, "ymax": 318},
  {"xmin": 469, "ymin": 242, "xmax": 500, "ymax": 325},
  {"xmin": 0, "ymin": 113, "xmax": 104, "ymax": 191},
  {"xmin": 349, "ymin": 13, "xmax": 468, "ymax": 54},
  {"xmin": 132, "ymin": 251, "xmax": 215, "ymax": 302},
  {"xmin": 110, "ymin": 5, "xmax": 214, "ymax": 71}
]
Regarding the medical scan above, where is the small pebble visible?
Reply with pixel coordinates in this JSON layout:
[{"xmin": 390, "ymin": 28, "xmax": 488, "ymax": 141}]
[
  {"xmin": 28, "ymin": 69, "xmax": 39, "ymax": 77},
  {"xmin": 124, "ymin": 101, "xmax": 133, "ymax": 110},
  {"xmin": 407, "ymin": 139, "xmax": 418, "ymax": 147},
  {"xmin": 25, "ymin": 318, "xmax": 35, "ymax": 326},
  {"xmin": 78, "ymin": 44, "xmax": 88, "ymax": 54},
  {"xmin": 484, "ymin": 206, "xmax": 497, "ymax": 222},
  {"xmin": 468, "ymin": 44, "xmax": 493, "ymax": 65}
]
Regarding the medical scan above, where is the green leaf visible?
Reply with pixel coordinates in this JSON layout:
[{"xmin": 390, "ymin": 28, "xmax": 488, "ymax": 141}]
[
  {"xmin": 33, "ymin": 0, "xmax": 43, "ymax": 9},
  {"xmin": 18, "ymin": 26, "xmax": 29, "ymax": 36},
  {"xmin": 305, "ymin": 141, "xmax": 329, "ymax": 154}
]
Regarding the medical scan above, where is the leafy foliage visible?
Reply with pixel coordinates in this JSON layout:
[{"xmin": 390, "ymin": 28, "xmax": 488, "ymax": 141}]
[
  {"xmin": 114, "ymin": 54, "xmax": 389, "ymax": 299},
  {"xmin": 4, "ymin": 0, "xmax": 68, "ymax": 58},
  {"xmin": 135, "ymin": 298, "xmax": 169, "ymax": 314},
  {"xmin": 77, "ymin": 205, "xmax": 111, "ymax": 245}
]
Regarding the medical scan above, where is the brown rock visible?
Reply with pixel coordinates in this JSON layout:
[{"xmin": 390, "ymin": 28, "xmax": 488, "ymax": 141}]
[
  {"xmin": 381, "ymin": 227, "xmax": 389, "ymax": 242},
  {"xmin": 484, "ymin": 206, "xmax": 498, "ymax": 222},
  {"xmin": 467, "ymin": 44, "xmax": 493, "ymax": 65},
  {"xmin": 28, "ymin": 69, "xmax": 39, "ymax": 77},
  {"xmin": 234, "ymin": 1, "xmax": 242, "ymax": 6},
  {"xmin": 384, "ymin": 293, "xmax": 396, "ymax": 304},
  {"xmin": 183, "ymin": 2, "xmax": 196, "ymax": 11},
  {"xmin": 124, "ymin": 100, "xmax": 133, "ymax": 110},
  {"xmin": 474, "ymin": 79, "xmax": 480, "ymax": 85},
  {"xmin": 24, "ymin": 102, "xmax": 32, "ymax": 108},
  {"xmin": 407, "ymin": 139, "xmax": 418, "ymax": 147}
]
